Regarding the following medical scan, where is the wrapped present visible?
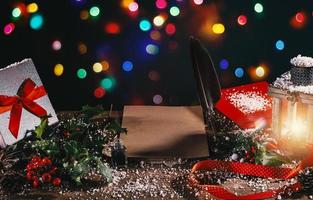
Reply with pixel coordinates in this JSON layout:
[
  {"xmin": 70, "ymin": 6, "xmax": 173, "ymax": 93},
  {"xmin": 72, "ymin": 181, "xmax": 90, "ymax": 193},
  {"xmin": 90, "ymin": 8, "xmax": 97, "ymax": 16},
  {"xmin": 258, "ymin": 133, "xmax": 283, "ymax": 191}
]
[{"xmin": 0, "ymin": 59, "xmax": 58, "ymax": 147}]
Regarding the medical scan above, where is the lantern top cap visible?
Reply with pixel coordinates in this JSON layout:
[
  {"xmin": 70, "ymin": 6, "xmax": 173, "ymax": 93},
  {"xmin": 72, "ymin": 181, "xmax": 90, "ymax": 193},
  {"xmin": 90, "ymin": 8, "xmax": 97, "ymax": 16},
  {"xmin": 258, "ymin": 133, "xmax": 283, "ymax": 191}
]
[{"xmin": 290, "ymin": 54, "xmax": 313, "ymax": 68}]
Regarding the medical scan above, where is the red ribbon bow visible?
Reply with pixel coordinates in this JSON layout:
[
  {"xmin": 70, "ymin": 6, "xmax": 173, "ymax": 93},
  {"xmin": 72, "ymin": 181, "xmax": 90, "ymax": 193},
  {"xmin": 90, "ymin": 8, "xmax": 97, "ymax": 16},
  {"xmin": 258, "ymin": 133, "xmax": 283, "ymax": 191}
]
[{"xmin": 0, "ymin": 78, "xmax": 47, "ymax": 138}]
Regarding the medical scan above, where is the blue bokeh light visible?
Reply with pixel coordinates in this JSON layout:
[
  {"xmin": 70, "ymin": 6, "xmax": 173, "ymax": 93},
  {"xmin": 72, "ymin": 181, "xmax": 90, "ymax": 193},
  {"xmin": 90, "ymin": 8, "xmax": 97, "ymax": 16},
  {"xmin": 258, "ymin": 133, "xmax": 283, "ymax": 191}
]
[
  {"xmin": 139, "ymin": 19, "xmax": 151, "ymax": 31},
  {"xmin": 122, "ymin": 61, "xmax": 133, "ymax": 72},
  {"xmin": 219, "ymin": 59, "xmax": 229, "ymax": 70},
  {"xmin": 275, "ymin": 40, "xmax": 285, "ymax": 51},
  {"xmin": 235, "ymin": 67, "xmax": 244, "ymax": 78}
]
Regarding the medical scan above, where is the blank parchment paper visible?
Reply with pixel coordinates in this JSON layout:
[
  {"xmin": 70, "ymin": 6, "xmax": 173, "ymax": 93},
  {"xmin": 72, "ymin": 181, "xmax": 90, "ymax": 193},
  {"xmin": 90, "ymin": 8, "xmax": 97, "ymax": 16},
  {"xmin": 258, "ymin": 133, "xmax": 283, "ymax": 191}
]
[{"xmin": 121, "ymin": 106, "xmax": 208, "ymax": 158}]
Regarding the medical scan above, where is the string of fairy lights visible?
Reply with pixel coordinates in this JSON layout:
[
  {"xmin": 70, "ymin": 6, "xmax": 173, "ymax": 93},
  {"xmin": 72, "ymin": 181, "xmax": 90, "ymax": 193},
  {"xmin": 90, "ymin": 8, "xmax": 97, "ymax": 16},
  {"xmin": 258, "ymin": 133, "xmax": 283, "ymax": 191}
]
[{"xmin": 2, "ymin": 0, "xmax": 311, "ymax": 105}]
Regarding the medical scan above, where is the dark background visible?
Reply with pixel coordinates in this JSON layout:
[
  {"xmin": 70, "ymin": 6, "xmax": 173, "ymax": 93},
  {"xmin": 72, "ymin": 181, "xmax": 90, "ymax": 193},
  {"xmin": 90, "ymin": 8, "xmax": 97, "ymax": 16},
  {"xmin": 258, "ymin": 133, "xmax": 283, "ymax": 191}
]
[{"xmin": 1, "ymin": 0, "xmax": 313, "ymax": 111}]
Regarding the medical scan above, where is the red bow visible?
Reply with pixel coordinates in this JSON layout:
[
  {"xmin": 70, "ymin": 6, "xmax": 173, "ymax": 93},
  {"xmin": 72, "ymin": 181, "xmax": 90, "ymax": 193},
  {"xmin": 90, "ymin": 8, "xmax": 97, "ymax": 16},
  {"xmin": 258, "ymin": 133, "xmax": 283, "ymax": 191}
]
[{"xmin": 0, "ymin": 78, "xmax": 47, "ymax": 138}]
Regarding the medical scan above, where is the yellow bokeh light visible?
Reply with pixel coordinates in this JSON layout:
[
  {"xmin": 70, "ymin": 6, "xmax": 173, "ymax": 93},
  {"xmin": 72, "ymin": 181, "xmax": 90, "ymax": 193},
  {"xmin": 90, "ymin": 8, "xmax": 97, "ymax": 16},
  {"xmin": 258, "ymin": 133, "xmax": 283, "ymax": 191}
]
[
  {"xmin": 27, "ymin": 3, "xmax": 38, "ymax": 13},
  {"xmin": 121, "ymin": 0, "xmax": 133, "ymax": 8},
  {"xmin": 101, "ymin": 60, "xmax": 110, "ymax": 71},
  {"xmin": 54, "ymin": 64, "xmax": 64, "ymax": 76},
  {"xmin": 153, "ymin": 15, "xmax": 165, "ymax": 27},
  {"xmin": 93, "ymin": 62, "xmax": 103, "ymax": 73},
  {"xmin": 256, "ymin": 66, "xmax": 265, "ymax": 77},
  {"xmin": 78, "ymin": 42, "xmax": 87, "ymax": 54},
  {"xmin": 212, "ymin": 23, "xmax": 225, "ymax": 34},
  {"xmin": 150, "ymin": 30, "xmax": 161, "ymax": 41},
  {"xmin": 80, "ymin": 10, "xmax": 89, "ymax": 20}
]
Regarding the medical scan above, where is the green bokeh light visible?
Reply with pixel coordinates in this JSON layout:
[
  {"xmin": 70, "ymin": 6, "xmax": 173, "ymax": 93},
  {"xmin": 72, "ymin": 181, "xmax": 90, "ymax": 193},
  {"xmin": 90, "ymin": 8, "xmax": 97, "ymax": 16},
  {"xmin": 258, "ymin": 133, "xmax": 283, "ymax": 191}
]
[
  {"xmin": 77, "ymin": 68, "xmax": 87, "ymax": 79},
  {"xmin": 89, "ymin": 6, "xmax": 100, "ymax": 17},
  {"xmin": 12, "ymin": 8, "xmax": 21, "ymax": 18},
  {"xmin": 100, "ymin": 77, "xmax": 115, "ymax": 90},
  {"xmin": 254, "ymin": 3, "xmax": 263, "ymax": 13},
  {"xmin": 170, "ymin": 6, "xmax": 180, "ymax": 17}
]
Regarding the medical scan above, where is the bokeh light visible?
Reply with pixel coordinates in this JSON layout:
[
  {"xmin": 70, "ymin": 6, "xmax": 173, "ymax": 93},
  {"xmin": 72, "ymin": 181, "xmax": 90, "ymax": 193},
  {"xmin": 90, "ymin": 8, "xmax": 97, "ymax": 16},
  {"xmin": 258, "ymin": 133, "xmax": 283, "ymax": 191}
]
[
  {"xmin": 254, "ymin": 3, "xmax": 263, "ymax": 13},
  {"xmin": 153, "ymin": 94, "xmax": 163, "ymax": 104},
  {"xmin": 101, "ymin": 60, "xmax": 110, "ymax": 71},
  {"xmin": 12, "ymin": 7, "xmax": 22, "ymax": 18},
  {"xmin": 275, "ymin": 40, "xmax": 285, "ymax": 51},
  {"xmin": 235, "ymin": 67, "xmax": 244, "ymax": 78},
  {"xmin": 27, "ymin": 3, "xmax": 38, "ymax": 13},
  {"xmin": 194, "ymin": 0, "xmax": 203, "ymax": 5},
  {"xmin": 255, "ymin": 66, "xmax": 265, "ymax": 77},
  {"xmin": 30, "ymin": 14, "xmax": 44, "ymax": 30},
  {"xmin": 80, "ymin": 10, "xmax": 89, "ymax": 20},
  {"xmin": 89, "ymin": 6, "xmax": 100, "ymax": 17},
  {"xmin": 128, "ymin": 2, "xmax": 138, "ymax": 12},
  {"xmin": 78, "ymin": 42, "xmax": 87, "ymax": 54},
  {"xmin": 122, "ymin": 61, "xmax": 133, "ymax": 72},
  {"xmin": 93, "ymin": 62, "xmax": 103, "ymax": 73},
  {"xmin": 169, "ymin": 6, "xmax": 180, "ymax": 17},
  {"xmin": 100, "ymin": 78, "xmax": 114, "ymax": 90},
  {"xmin": 295, "ymin": 12, "xmax": 305, "ymax": 23},
  {"xmin": 94, "ymin": 87, "xmax": 106, "ymax": 98},
  {"xmin": 149, "ymin": 70, "xmax": 160, "ymax": 81},
  {"xmin": 54, "ymin": 64, "xmax": 64, "ymax": 76},
  {"xmin": 121, "ymin": 0, "xmax": 133, "ymax": 8},
  {"xmin": 3, "ymin": 23, "xmax": 15, "ymax": 35},
  {"xmin": 52, "ymin": 40, "xmax": 62, "ymax": 51},
  {"xmin": 219, "ymin": 59, "xmax": 229, "ymax": 70},
  {"xmin": 237, "ymin": 15, "xmax": 247, "ymax": 26},
  {"xmin": 146, "ymin": 44, "xmax": 159, "ymax": 55},
  {"xmin": 153, "ymin": 15, "xmax": 165, "ymax": 27},
  {"xmin": 150, "ymin": 30, "xmax": 161, "ymax": 41},
  {"xmin": 212, "ymin": 23, "xmax": 225, "ymax": 34},
  {"xmin": 165, "ymin": 23, "xmax": 176, "ymax": 35},
  {"xmin": 77, "ymin": 68, "xmax": 87, "ymax": 79},
  {"xmin": 105, "ymin": 22, "xmax": 121, "ymax": 34},
  {"xmin": 155, "ymin": 0, "xmax": 167, "ymax": 9},
  {"xmin": 139, "ymin": 19, "xmax": 151, "ymax": 31}
]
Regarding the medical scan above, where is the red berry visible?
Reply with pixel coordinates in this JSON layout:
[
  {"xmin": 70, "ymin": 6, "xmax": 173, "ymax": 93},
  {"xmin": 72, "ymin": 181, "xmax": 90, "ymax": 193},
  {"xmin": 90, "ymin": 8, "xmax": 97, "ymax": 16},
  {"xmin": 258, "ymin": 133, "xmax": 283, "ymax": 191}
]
[
  {"xmin": 32, "ymin": 177, "xmax": 40, "ymax": 188},
  {"xmin": 31, "ymin": 156, "xmax": 41, "ymax": 164},
  {"xmin": 26, "ymin": 163, "xmax": 35, "ymax": 171},
  {"xmin": 251, "ymin": 146, "xmax": 256, "ymax": 153},
  {"xmin": 52, "ymin": 178, "xmax": 61, "ymax": 187},
  {"xmin": 26, "ymin": 171, "xmax": 34, "ymax": 181},
  {"xmin": 42, "ymin": 173, "xmax": 52, "ymax": 183},
  {"xmin": 64, "ymin": 131, "xmax": 70, "ymax": 138},
  {"xmin": 49, "ymin": 166, "xmax": 58, "ymax": 175},
  {"xmin": 41, "ymin": 157, "xmax": 52, "ymax": 166}
]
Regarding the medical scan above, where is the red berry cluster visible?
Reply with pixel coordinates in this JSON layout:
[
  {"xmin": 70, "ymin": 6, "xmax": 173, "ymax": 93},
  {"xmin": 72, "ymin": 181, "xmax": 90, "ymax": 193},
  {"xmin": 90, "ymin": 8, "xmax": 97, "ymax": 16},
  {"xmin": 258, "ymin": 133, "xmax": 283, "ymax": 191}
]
[
  {"xmin": 26, "ymin": 156, "xmax": 61, "ymax": 188},
  {"xmin": 245, "ymin": 146, "xmax": 257, "ymax": 163}
]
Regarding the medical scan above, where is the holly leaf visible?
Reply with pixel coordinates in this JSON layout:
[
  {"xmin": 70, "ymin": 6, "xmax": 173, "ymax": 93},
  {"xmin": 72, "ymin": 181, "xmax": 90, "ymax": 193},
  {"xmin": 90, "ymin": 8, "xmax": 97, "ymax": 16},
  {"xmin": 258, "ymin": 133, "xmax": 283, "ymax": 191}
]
[
  {"xmin": 34, "ymin": 118, "xmax": 48, "ymax": 139},
  {"xmin": 95, "ymin": 157, "xmax": 112, "ymax": 182}
]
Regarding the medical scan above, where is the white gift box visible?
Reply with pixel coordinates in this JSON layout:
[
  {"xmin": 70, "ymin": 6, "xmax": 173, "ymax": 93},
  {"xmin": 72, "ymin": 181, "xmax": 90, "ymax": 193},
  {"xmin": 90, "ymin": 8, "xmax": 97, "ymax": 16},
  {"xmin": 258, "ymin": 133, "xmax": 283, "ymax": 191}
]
[{"xmin": 0, "ymin": 59, "xmax": 58, "ymax": 147}]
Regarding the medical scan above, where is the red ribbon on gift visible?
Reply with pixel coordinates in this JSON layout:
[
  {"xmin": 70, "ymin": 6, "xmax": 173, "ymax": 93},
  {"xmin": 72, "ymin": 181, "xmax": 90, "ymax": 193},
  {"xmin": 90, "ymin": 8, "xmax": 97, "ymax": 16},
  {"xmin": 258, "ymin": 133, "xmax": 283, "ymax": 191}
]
[
  {"xmin": 189, "ymin": 145, "xmax": 313, "ymax": 199},
  {"xmin": 0, "ymin": 78, "xmax": 47, "ymax": 138}
]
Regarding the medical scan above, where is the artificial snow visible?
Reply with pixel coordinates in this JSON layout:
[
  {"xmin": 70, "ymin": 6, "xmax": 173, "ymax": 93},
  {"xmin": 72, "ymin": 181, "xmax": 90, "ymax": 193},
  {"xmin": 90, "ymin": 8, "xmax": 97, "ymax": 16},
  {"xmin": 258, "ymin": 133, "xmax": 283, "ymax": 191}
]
[
  {"xmin": 227, "ymin": 91, "xmax": 271, "ymax": 114},
  {"xmin": 290, "ymin": 54, "xmax": 313, "ymax": 68},
  {"xmin": 273, "ymin": 71, "xmax": 313, "ymax": 94}
]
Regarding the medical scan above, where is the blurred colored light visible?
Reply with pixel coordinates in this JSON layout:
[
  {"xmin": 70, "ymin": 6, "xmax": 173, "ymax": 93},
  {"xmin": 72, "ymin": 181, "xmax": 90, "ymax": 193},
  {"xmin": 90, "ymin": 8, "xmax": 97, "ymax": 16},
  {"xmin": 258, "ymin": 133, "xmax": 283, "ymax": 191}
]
[
  {"xmin": 122, "ymin": 61, "xmax": 133, "ymax": 72},
  {"xmin": 150, "ymin": 30, "xmax": 161, "ymax": 40},
  {"xmin": 168, "ymin": 41, "xmax": 178, "ymax": 50},
  {"xmin": 94, "ymin": 87, "xmax": 106, "ymax": 98},
  {"xmin": 77, "ymin": 68, "xmax": 87, "ymax": 79},
  {"xmin": 89, "ymin": 6, "xmax": 100, "ymax": 17},
  {"xmin": 121, "ymin": 0, "xmax": 133, "ymax": 8},
  {"xmin": 101, "ymin": 60, "xmax": 110, "ymax": 71},
  {"xmin": 12, "ymin": 7, "xmax": 22, "ymax": 18},
  {"xmin": 80, "ymin": 10, "xmax": 89, "ymax": 20},
  {"xmin": 149, "ymin": 70, "xmax": 160, "ymax": 81},
  {"xmin": 146, "ymin": 44, "xmax": 159, "ymax": 55},
  {"xmin": 219, "ymin": 59, "xmax": 229, "ymax": 70},
  {"xmin": 194, "ymin": 0, "xmax": 203, "ymax": 5},
  {"xmin": 105, "ymin": 22, "xmax": 120, "ymax": 34},
  {"xmin": 235, "ymin": 67, "xmax": 244, "ymax": 78},
  {"xmin": 100, "ymin": 78, "xmax": 113, "ymax": 90},
  {"xmin": 139, "ymin": 19, "xmax": 151, "ymax": 31},
  {"xmin": 170, "ymin": 6, "xmax": 180, "ymax": 16},
  {"xmin": 295, "ymin": 12, "xmax": 304, "ymax": 23},
  {"xmin": 254, "ymin": 3, "xmax": 263, "ymax": 13},
  {"xmin": 153, "ymin": 15, "xmax": 165, "ymax": 27},
  {"xmin": 93, "ymin": 62, "xmax": 103, "ymax": 73},
  {"xmin": 128, "ymin": 2, "xmax": 138, "ymax": 12},
  {"xmin": 256, "ymin": 66, "xmax": 265, "ymax": 77},
  {"xmin": 237, "ymin": 15, "xmax": 247, "ymax": 26},
  {"xmin": 27, "ymin": 3, "xmax": 38, "ymax": 13},
  {"xmin": 52, "ymin": 40, "xmax": 62, "ymax": 51},
  {"xmin": 165, "ymin": 23, "xmax": 176, "ymax": 35},
  {"xmin": 153, "ymin": 94, "xmax": 163, "ymax": 104},
  {"xmin": 275, "ymin": 40, "xmax": 285, "ymax": 51},
  {"xmin": 212, "ymin": 23, "xmax": 225, "ymax": 34},
  {"xmin": 78, "ymin": 42, "xmax": 87, "ymax": 54},
  {"xmin": 155, "ymin": 0, "xmax": 167, "ymax": 9},
  {"xmin": 30, "ymin": 14, "xmax": 44, "ymax": 30},
  {"xmin": 3, "ymin": 23, "xmax": 15, "ymax": 35},
  {"xmin": 54, "ymin": 64, "xmax": 64, "ymax": 76}
]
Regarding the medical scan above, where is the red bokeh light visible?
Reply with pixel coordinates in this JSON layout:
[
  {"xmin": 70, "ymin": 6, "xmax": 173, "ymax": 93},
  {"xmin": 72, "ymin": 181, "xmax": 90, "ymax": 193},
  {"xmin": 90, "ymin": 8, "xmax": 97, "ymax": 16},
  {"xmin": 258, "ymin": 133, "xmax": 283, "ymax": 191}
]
[
  {"xmin": 237, "ymin": 15, "xmax": 247, "ymax": 26},
  {"xmin": 165, "ymin": 23, "xmax": 176, "ymax": 35},
  {"xmin": 105, "ymin": 22, "xmax": 121, "ymax": 34},
  {"xmin": 94, "ymin": 87, "xmax": 106, "ymax": 98}
]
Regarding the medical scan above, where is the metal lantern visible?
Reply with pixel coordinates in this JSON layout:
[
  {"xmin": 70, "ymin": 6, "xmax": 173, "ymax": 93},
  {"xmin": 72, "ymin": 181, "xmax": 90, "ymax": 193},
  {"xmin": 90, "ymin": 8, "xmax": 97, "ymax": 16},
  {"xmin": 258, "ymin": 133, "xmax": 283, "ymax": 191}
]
[{"xmin": 269, "ymin": 60, "xmax": 313, "ymax": 145}]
